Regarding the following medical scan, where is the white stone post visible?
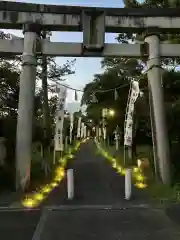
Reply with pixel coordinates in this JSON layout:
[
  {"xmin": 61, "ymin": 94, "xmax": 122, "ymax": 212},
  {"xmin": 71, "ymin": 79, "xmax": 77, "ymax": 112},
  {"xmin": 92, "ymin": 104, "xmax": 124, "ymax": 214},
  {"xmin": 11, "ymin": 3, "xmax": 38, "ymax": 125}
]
[
  {"xmin": 125, "ymin": 169, "xmax": 132, "ymax": 200},
  {"xmin": 67, "ymin": 169, "xmax": 74, "ymax": 200}
]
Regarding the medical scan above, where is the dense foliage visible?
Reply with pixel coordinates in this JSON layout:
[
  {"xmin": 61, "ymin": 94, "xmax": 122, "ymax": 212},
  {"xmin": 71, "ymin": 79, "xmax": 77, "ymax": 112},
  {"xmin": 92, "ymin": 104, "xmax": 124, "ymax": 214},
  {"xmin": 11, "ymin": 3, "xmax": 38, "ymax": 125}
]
[
  {"xmin": 82, "ymin": 0, "xmax": 180, "ymax": 182},
  {"xmin": 0, "ymin": 31, "xmax": 75, "ymax": 190}
]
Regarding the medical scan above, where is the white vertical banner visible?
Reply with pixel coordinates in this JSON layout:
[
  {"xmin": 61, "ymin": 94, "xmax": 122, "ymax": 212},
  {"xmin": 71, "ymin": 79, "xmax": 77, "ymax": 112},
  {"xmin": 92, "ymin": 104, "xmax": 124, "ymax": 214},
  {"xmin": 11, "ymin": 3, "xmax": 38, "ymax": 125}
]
[
  {"xmin": 69, "ymin": 113, "xmax": 74, "ymax": 144},
  {"xmin": 96, "ymin": 126, "xmax": 99, "ymax": 138},
  {"xmin": 54, "ymin": 85, "xmax": 67, "ymax": 151},
  {"xmin": 98, "ymin": 127, "xmax": 102, "ymax": 137},
  {"xmin": 84, "ymin": 125, "xmax": 87, "ymax": 138},
  {"xmin": 115, "ymin": 126, "xmax": 119, "ymax": 150},
  {"xmin": 124, "ymin": 80, "xmax": 139, "ymax": 146},
  {"xmin": 102, "ymin": 108, "xmax": 108, "ymax": 117},
  {"xmin": 77, "ymin": 117, "xmax": 81, "ymax": 138},
  {"xmin": 103, "ymin": 127, "xmax": 106, "ymax": 140},
  {"xmin": 81, "ymin": 122, "xmax": 84, "ymax": 139},
  {"xmin": 87, "ymin": 130, "xmax": 90, "ymax": 137}
]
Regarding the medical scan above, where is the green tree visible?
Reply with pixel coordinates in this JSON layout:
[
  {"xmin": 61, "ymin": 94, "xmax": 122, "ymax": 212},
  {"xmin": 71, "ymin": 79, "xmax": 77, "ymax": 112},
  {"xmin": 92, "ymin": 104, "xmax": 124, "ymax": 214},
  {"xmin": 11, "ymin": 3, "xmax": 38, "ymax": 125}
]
[
  {"xmin": 0, "ymin": 30, "xmax": 76, "ymax": 189},
  {"xmin": 82, "ymin": 53, "xmax": 148, "ymax": 136},
  {"xmin": 122, "ymin": 0, "xmax": 180, "ymax": 181},
  {"xmin": 83, "ymin": 0, "xmax": 180, "ymax": 181}
]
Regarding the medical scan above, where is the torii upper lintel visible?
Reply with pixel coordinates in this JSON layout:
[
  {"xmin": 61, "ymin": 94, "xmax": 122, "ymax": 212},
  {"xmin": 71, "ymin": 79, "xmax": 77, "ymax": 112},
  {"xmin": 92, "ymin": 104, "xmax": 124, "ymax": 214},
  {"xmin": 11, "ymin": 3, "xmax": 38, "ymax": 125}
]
[{"xmin": 0, "ymin": 1, "xmax": 180, "ymax": 33}]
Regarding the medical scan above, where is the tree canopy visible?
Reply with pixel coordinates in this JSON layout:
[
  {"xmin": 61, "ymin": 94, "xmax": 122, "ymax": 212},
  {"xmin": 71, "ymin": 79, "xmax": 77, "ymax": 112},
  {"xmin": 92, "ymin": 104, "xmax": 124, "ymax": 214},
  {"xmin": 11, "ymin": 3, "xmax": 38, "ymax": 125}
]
[
  {"xmin": 81, "ymin": 0, "xmax": 180, "ymax": 181},
  {"xmin": 0, "ymin": 30, "xmax": 76, "ymax": 189}
]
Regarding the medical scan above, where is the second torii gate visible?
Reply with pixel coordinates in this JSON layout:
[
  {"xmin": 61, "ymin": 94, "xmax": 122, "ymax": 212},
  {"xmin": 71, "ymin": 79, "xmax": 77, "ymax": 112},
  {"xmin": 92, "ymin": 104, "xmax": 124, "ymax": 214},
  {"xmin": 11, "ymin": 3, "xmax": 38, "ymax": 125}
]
[{"xmin": 0, "ymin": 1, "xmax": 179, "ymax": 190}]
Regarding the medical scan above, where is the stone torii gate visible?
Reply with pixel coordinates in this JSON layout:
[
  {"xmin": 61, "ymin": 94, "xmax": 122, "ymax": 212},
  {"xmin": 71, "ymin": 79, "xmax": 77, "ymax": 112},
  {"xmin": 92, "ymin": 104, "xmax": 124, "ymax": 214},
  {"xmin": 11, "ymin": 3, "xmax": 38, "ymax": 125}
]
[{"xmin": 0, "ymin": 1, "xmax": 179, "ymax": 190}]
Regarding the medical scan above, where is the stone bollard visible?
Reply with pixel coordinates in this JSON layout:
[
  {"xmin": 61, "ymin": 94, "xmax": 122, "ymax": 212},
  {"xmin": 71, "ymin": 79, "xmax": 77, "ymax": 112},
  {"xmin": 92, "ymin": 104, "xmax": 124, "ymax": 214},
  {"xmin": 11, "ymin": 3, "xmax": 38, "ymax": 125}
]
[
  {"xmin": 125, "ymin": 168, "xmax": 132, "ymax": 200},
  {"xmin": 67, "ymin": 169, "xmax": 74, "ymax": 200}
]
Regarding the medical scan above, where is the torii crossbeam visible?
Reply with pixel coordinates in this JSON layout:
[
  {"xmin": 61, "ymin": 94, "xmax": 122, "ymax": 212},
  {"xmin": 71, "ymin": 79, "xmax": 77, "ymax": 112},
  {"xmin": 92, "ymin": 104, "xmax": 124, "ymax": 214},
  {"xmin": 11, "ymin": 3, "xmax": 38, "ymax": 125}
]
[{"xmin": 0, "ymin": 1, "xmax": 180, "ymax": 32}]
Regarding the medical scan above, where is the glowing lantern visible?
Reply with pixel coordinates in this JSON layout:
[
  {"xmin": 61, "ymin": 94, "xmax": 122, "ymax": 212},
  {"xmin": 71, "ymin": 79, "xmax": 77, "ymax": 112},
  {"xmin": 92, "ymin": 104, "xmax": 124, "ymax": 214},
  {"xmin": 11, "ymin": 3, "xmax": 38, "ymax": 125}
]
[
  {"xmin": 136, "ymin": 174, "xmax": 144, "ymax": 182},
  {"xmin": 135, "ymin": 182, "xmax": 147, "ymax": 189},
  {"xmin": 34, "ymin": 193, "xmax": 44, "ymax": 201},
  {"xmin": 121, "ymin": 169, "xmax": 126, "ymax": 176},
  {"xmin": 117, "ymin": 166, "xmax": 122, "ymax": 173},
  {"xmin": 41, "ymin": 185, "xmax": 51, "ymax": 194},
  {"xmin": 22, "ymin": 198, "xmax": 37, "ymax": 208},
  {"xmin": 133, "ymin": 167, "xmax": 139, "ymax": 173}
]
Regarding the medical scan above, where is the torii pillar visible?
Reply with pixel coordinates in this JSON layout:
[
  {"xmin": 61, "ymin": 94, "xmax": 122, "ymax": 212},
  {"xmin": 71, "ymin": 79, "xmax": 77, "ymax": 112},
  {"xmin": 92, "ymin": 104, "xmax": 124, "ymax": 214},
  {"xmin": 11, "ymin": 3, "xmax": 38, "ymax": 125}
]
[
  {"xmin": 15, "ymin": 23, "xmax": 41, "ymax": 191},
  {"xmin": 144, "ymin": 32, "xmax": 171, "ymax": 185}
]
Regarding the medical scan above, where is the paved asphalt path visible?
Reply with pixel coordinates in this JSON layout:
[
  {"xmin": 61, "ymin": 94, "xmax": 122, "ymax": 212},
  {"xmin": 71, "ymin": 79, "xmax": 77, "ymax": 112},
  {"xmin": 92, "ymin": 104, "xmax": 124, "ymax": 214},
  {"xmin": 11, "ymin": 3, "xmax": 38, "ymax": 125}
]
[
  {"xmin": 0, "ymin": 209, "xmax": 41, "ymax": 240},
  {"xmin": 1, "ymin": 140, "xmax": 180, "ymax": 239},
  {"xmin": 42, "ymin": 140, "xmax": 147, "ymax": 207}
]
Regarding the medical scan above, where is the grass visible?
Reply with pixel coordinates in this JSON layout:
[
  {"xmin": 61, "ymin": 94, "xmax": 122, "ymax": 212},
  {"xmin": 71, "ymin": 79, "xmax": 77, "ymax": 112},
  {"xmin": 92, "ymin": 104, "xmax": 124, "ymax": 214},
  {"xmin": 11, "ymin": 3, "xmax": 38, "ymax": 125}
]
[
  {"xmin": 21, "ymin": 139, "xmax": 83, "ymax": 208},
  {"xmin": 101, "ymin": 143, "xmax": 153, "ymax": 167},
  {"xmin": 99, "ymin": 143, "xmax": 124, "ymax": 165},
  {"xmin": 147, "ymin": 181, "xmax": 177, "ymax": 204},
  {"xmin": 29, "ymin": 142, "xmax": 74, "ymax": 192}
]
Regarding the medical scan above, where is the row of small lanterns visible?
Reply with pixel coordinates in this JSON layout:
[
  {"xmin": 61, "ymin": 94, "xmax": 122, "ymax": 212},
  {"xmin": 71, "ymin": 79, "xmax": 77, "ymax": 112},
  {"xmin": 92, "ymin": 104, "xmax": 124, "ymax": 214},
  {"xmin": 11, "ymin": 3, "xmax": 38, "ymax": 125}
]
[
  {"xmin": 21, "ymin": 139, "xmax": 89, "ymax": 208},
  {"xmin": 22, "ymin": 137, "xmax": 145, "ymax": 208},
  {"xmin": 95, "ymin": 140, "xmax": 147, "ymax": 189}
]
